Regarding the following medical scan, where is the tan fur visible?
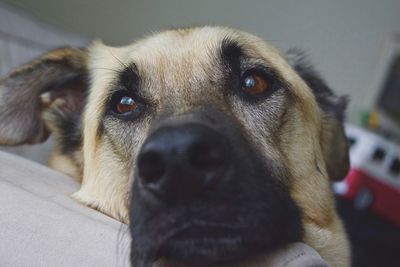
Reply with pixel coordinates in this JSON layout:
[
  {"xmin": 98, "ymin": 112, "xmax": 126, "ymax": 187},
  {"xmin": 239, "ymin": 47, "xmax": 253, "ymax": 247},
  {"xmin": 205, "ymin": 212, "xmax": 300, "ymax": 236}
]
[
  {"xmin": 0, "ymin": 26, "xmax": 350, "ymax": 266},
  {"xmin": 48, "ymin": 152, "xmax": 82, "ymax": 181}
]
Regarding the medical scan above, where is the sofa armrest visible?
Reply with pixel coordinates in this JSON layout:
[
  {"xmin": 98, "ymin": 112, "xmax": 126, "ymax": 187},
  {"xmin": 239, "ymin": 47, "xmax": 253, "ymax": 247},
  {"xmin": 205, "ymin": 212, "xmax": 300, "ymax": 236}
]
[{"xmin": 0, "ymin": 151, "xmax": 130, "ymax": 267}]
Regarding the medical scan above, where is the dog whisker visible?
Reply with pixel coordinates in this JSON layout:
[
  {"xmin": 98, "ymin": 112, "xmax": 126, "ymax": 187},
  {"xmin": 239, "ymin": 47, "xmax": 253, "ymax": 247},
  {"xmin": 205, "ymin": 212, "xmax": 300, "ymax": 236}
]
[{"xmin": 107, "ymin": 47, "xmax": 130, "ymax": 70}]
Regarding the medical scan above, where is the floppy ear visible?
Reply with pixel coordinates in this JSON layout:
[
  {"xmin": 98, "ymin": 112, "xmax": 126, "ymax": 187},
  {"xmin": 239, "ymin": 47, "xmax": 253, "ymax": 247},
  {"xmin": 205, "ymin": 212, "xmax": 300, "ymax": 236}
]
[
  {"xmin": 287, "ymin": 49, "xmax": 350, "ymax": 181},
  {"xmin": 0, "ymin": 47, "xmax": 88, "ymax": 145}
]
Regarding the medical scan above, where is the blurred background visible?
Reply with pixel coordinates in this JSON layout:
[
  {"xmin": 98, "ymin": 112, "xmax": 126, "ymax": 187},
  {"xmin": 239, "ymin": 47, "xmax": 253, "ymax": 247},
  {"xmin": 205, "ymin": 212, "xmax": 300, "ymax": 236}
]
[{"xmin": 0, "ymin": 0, "xmax": 399, "ymax": 266}]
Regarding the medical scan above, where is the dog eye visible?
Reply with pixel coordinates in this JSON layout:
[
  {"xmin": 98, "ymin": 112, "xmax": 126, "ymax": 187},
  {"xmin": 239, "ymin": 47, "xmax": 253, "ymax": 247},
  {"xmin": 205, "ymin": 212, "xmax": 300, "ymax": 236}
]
[
  {"xmin": 108, "ymin": 90, "xmax": 145, "ymax": 119},
  {"xmin": 115, "ymin": 96, "xmax": 138, "ymax": 114},
  {"xmin": 241, "ymin": 74, "xmax": 269, "ymax": 96}
]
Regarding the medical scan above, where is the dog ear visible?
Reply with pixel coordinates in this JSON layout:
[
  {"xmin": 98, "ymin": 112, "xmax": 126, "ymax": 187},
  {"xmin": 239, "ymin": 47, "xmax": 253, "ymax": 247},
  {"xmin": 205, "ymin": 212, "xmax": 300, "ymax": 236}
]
[
  {"xmin": 287, "ymin": 49, "xmax": 350, "ymax": 181},
  {"xmin": 0, "ymin": 47, "xmax": 88, "ymax": 145}
]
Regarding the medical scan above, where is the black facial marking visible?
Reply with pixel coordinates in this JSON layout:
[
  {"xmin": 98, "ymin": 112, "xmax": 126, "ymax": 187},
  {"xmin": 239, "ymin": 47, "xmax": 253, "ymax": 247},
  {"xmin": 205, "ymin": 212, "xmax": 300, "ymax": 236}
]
[
  {"xmin": 220, "ymin": 38, "xmax": 243, "ymax": 89},
  {"xmin": 220, "ymin": 38, "xmax": 243, "ymax": 69},
  {"xmin": 119, "ymin": 63, "xmax": 139, "ymax": 90},
  {"xmin": 287, "ymin": 49, "xmax": 348, "ymax": 122},
  {"xmin": 130, "ymin": 111, "xmax": 303, "ymax": 266},
  {"xmin": 58, "ymin": 112, "xmax": 83, "ymax": 155}
]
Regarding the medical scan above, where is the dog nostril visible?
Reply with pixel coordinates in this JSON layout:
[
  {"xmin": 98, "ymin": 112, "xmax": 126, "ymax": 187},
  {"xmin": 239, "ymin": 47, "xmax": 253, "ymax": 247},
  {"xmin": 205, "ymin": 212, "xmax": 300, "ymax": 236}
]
[
  {"xmin": 137, "ymin": 124, "xmax": 231, "ymax": 198},
  {"xmin": 138, "ymin": 150, "xmax": 166, "ymax": 184},
  {"xmin": 189, "ymin": 142, "xmax": 226, "ymax": 172}
]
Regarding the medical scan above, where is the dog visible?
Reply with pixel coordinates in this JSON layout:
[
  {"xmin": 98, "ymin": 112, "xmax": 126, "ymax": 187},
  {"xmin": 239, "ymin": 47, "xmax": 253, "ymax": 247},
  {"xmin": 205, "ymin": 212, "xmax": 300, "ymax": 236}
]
[{"xmin": 0, "ymin": 26, "xmax": 350, "ymax": 267}]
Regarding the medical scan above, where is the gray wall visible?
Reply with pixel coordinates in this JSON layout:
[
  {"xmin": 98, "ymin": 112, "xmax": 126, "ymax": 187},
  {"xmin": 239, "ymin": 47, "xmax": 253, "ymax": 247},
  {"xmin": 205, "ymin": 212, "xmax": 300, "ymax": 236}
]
[{"xmin": 2, "ymin": 0, "xmax": 400, "ymax": 121}]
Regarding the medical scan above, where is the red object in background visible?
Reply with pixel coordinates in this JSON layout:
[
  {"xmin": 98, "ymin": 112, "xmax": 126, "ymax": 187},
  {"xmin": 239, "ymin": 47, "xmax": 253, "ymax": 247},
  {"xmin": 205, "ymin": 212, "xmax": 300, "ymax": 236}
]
[
  {"xmin": 334, "ymin": 125, "xmax": 400, "ymax": 226},
  {"xmin": 343, "ymin": 168, "xmax": 400, "ymax": 226}
]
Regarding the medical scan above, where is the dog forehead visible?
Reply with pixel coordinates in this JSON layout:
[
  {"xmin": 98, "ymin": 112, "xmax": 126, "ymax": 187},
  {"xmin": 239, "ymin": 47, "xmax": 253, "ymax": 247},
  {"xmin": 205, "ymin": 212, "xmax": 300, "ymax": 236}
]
[
  {"xmin": 88, "ymin": 27, "xmax": 278, "ymax": 86},
  {"xmin": 130, "ymin": 27, "xmax": 226, "ymax": 59},
  {"xmin": 128, "ymin": 28, "xmax": 227, "ymax": 92}
]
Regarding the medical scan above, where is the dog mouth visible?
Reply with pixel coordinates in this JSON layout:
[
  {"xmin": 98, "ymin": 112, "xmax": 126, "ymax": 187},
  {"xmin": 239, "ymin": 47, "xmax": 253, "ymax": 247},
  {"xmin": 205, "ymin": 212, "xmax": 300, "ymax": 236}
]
[
  {"xmin": 130, "ymin": 204, "xmax": 293, "ymax": 267},
  {"xmin": 157, "ymin": 223, "xmax": 258, "ymax": 266},
  {"xmin": 131, "ymin": 189, "xmax": 303, "ymax": 267},
  {"xmin": 130, "ymin": 178, "xmax": 304, "ymax": 267}
]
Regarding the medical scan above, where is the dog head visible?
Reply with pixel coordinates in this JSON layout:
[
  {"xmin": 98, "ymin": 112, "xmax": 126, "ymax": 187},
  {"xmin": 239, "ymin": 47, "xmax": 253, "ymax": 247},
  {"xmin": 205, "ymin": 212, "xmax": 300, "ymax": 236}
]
[{"xmin": 0, "ymin": 27, "xmax": 350, "ymax": 266}]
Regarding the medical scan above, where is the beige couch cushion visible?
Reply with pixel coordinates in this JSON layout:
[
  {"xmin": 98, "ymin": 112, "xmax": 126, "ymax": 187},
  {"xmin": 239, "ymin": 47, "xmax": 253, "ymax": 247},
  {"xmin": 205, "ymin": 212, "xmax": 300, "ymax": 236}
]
[{"xmin": 0, "ymin": 151, "xmax": 130, "ymax": 267}]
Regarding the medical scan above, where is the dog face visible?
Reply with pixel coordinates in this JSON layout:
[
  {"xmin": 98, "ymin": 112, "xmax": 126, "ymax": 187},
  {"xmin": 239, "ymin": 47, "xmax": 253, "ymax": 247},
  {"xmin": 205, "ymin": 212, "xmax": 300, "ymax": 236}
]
[{"xmin": 0, "ymin": 27, "xmax": 350, "ymax": 266}]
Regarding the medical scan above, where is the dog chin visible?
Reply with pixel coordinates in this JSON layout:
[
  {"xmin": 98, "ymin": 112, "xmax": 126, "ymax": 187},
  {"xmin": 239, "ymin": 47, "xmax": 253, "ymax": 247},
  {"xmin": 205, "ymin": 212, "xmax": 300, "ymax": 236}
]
[{"xmin": 157, "ymin": 229, "xmax": 252, "ymax": 265}]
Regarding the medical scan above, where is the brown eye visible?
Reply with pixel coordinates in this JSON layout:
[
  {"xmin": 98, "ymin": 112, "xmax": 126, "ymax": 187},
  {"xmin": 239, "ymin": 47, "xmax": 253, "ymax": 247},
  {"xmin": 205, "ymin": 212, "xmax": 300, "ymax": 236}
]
[
  {"xmin": 116, "ymin": 96, "xmax": 138, "ymax": 114},
  {"xmin": 241, "ymin": 74, "xmax": 269, "ymax": 95}
]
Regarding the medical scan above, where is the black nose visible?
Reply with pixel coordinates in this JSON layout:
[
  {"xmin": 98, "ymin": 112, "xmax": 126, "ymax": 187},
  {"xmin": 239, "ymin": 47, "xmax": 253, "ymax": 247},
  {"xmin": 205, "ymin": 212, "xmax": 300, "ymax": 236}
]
[{"xmin": 137, "ymin": 123, "xmax": 230, "ymax": 199}]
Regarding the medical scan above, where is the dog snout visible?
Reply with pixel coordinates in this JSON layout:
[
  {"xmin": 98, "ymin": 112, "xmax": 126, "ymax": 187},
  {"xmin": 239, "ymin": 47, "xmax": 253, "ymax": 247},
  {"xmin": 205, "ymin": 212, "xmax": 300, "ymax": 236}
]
[{"xmin": 137, "ymin": 123, "xmax": 230, "ymax": 199}]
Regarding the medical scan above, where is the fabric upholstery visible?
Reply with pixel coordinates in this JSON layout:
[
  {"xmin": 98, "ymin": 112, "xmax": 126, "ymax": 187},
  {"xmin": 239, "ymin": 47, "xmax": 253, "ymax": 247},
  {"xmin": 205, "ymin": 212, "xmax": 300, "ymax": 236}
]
[{"xmin": 0, "ymin": 151, "xmax": 130, "ymax": 267}]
